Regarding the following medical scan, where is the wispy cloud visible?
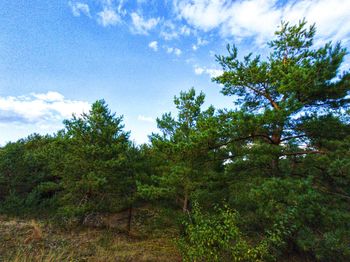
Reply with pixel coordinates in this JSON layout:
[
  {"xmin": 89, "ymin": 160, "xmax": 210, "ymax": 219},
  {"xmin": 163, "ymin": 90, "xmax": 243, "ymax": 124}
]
[
  {"xmin": 166, "ymin": 46, "xmax": 182, "ymax": 56},
  {"xmin": 130, "ymin": 12, "xmax": 160, "ymax": 35},
  {"xmin": 66, "ymin": 0, "xmax": 350, "ymax": 68},
  {"xmin": 194, "ymin": 66, "xmax": 223, "ymax": 78},
  {"xmin": 138, "ymin": 115, "xmax": 155, "ymax": 123},
  {"xmin": 174, "ymin": 0, "xmax": 228, "ymax": 31},
  {"xmin": 148, "ymin": 41, "xmax": 158, "ymax": 51},
  {"xmin": 97, "ymin": 8, "xmax": 120, "ymax": 26},
  {"xmin": 69, "ymin": 1, "xmax": 91, "ymax": 17},
  {"xmin": 68, "ymin": 0, "xmax": 350, "ymax": 47},
  {"xmin": 174, "ymin": 0, "xmax": 350, "ymax": 44},
  {"xmin": 179, "ymin": 25, "xmax": 192, "ymax": 36},
  {"xmin": 192, "ymin": 37, "xmax": 209, "ymax": 51},
  {"xmin": 0, "ymin": 91, "xmax": 90, "ymax": 124},
  {"xmin": 160, "ymin": 20, "xmax": 179, "ymax": 40}
]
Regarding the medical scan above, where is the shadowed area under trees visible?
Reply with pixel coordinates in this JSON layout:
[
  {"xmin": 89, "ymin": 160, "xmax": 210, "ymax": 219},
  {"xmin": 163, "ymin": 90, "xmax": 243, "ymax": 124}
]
[{"xmin": 1, "ymin": 20, "xmax": 349, "ymax": 261}]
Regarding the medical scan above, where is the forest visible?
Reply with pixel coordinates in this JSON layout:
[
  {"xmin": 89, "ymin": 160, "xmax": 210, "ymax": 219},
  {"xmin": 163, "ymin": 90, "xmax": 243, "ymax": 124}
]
[{"xmin": 1, "ymin": 20, "xmax": 350, "ymax": 261}]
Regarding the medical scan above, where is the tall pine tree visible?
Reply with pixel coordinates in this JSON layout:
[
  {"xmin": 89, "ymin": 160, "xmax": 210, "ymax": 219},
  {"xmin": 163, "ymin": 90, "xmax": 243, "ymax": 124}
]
[{"xmin": 59, "ymin": 100, "xmax": 134, "ymax": 218}]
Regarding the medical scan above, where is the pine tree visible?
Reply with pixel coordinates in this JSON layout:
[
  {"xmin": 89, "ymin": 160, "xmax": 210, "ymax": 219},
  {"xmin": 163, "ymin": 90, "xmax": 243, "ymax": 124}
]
[
  {"xmin": 214, "ymin": 19, "xmax": 350, "ymax": 175},
  {"xmin": 59, "ymin": 100, "xmax": 133, "ymax": 218},
  {"xmin": 139, "ymin": 88, "xmax": 225, "ymax": 212},
  {"xmin": 211, "ymin": 20, "xmax": 350, "ymax": 260}
]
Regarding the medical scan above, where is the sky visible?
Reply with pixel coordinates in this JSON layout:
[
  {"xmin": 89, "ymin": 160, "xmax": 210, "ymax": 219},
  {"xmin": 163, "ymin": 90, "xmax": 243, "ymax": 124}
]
[{"xmin": 0, "ymin": 0, "xmax": 350, "ymax": 145}]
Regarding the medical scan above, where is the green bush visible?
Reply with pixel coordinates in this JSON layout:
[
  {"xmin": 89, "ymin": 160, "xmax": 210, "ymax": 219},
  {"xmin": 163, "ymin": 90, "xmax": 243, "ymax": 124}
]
[{"xmin": 178, "ymin": 204, "xmax": 272, "ymax": 262}]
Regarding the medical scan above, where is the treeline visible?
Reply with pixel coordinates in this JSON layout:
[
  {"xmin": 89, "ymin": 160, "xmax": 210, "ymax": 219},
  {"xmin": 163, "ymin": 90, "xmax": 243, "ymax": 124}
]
[{"xmin": 1, "ymin": 21, "xmax": 350, "ymax": 261}]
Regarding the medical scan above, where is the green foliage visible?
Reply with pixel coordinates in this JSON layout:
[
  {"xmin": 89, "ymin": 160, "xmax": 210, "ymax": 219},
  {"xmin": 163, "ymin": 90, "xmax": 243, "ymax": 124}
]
[
  {"xmin": 211, "ymin": 20, "xmax": 350, "ymax": 261},
  {"xmin": 247, "ymin": 177, "xmax": 350, "ymax": 260},
  {"xmin": 178, "ymin": 204, "xmax": 272, "ymax": 262},
  {"xmin": 0, "ymin": 191, "xmax": 25, "ymax": 215},
  {"xmin": 139, "ymin": 88, "xmax": 226, "ymax": 212},
  {"xmin": 0, "ymin": 134, "xmax": 60, "ymax": 215},
  {"xmin": 58, "ymin": 100, "xmax": 134, "ymax": 218},
  {"xmin": 214, "ymin": 19, "xmax": 349, "ymax": 177}
]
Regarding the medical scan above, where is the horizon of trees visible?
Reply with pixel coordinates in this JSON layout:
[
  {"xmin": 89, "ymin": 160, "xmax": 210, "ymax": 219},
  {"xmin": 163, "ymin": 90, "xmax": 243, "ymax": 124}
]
[{"xmin": 1, "ymin": 20, "xmax": 350, "ymax": 261}]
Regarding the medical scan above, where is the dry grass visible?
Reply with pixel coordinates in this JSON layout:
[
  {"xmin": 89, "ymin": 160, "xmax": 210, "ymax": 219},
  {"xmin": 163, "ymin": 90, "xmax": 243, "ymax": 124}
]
[
  {"xmin": 24, "ymin": 220, "xmax": 43, "ymax": 244},
  {"xmin": 0, "ymin": 215, "xmax": 181, "ymax": 262}
]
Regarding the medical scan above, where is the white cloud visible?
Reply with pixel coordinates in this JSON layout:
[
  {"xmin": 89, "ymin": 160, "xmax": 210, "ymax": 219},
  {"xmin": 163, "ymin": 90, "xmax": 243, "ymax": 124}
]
[
  {"xmin": 148, "ymin": 41, "xmax": 158, "ymax": 51},
  {"xmin": 166, "ymin": 47, "xmax": 173, "ymax": 53},
  {"xmin": 68, "ymin": 0, "xmax": 350, "ymax": 48},
  {"xmin": 130, "ymin": 12, "xmax": 160, "ymax": 35},
  {"xmin": 160, "ymin": 21, "xmax": 179, "ymax": 40},
  {"xmin": 166, "ymin": 46, "xmax": 182, "ymax": 56},
  {"xmin": 160, "ymin": 31, "xmax": 179, "ymax": 41},
  {"xmin": 174, "ymin": 0, "xmax": 229, "ymax": 31},
  {"xmin": 206, "ymin": 68, "xmax": 223, "ymax": 78},
  {"xmin": 138, "ymin": 115, "xmax": 155, "ymax": 123},
  {"xmin": 179, "ymin": 25, "xmax": 192, "ymax": 36},
  {"xmin": 32, "ymin": 91, "xmax": 65, "ymax": 102},
  {"xmin": 174, "ymin": 48, "xmax": 182, "ymax": 56},
  {"xmin": 194, "ymin": 66, "xmax": 223, "ymax": 78},
  {"xmin": 97, "ymin": 8, "xmax": 120, "ymax": 26},
  {"xmin": 194, "ymin": 66, "xmax": 204, "ymax": 75},
  {"xmin": 0, "ymin": 91, "xmax": 90, "ymax": 124},
  {"xmin": 174, "ymin": 0, "xmax": 280, "ymax": 44},
  {"xmin": 69, "ymin": 1, "xmax": 91, "ymax": 17},
  {"xmin": 197, "ymin": 37, "xmax": 208, "ymax": 46},
  {"xmin": 222, "ymin": 0, "xmax": 280, "ymax": 44},
  {"xmin": 174, "ymin": 0, "xmax": 350, "ymax": 45},
  {"xmin": 283, "ymin": 0, "xmax": 350, "ymax": 45},
  {"xmin": 192, "ymin": 37, "xmax": 209, "ymax": 51},
  {"xmin": 117, "ymin": 0, "xmax": 127, "ymax": 15}
]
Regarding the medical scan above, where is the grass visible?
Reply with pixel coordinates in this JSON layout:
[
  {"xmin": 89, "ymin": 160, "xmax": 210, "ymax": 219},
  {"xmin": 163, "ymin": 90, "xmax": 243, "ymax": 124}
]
[{"xmin": 0, "ymin": 214, "xmax": 181, "ymax": 262}]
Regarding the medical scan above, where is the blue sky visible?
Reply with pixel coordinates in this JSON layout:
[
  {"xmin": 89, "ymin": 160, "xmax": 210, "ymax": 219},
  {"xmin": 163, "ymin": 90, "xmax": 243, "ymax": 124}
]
[{"xmin": 1, "ymin": 0, "xmax": 349, "ymax": 144}]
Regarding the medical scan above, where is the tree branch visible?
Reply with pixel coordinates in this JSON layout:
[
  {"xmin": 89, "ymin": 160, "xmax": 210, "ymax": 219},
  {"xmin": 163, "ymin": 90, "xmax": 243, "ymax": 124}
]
[
  {"xmin": 281, "ymin": 150, "xmax": 325, "ymax": 156},
  {"xmin": 317, "ymin": 188, "xmax": 350, "ymax": 201},
  {"xmin": 208, "ymin": 133, "xmax": 274, "ymax": 150},
  {"xmin": 280, "ymin": 134, "xmax": 307, "ymax": 142}
]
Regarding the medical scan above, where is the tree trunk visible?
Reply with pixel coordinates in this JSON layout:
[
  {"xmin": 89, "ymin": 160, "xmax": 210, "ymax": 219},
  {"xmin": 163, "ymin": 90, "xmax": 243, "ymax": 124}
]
[
  {"xmin": 271, "ymin": 129, "xmax": 282, "ymax": 175},
  {"xmin": 127, "ymin": 205, "xmax": 133, "ymax": 234},
  {"xmin": 271, "ymin": 157, "xmax": 280, "ymax": 176},
  {"xmin": 182, "ymin": 192, "xmax": 189, "ymax": 213}
]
